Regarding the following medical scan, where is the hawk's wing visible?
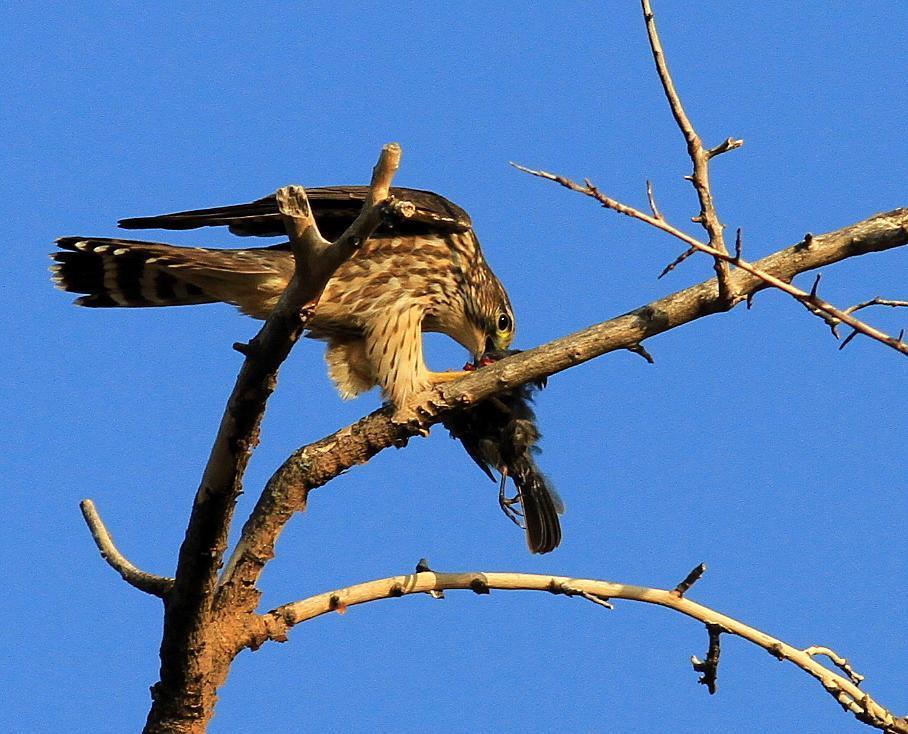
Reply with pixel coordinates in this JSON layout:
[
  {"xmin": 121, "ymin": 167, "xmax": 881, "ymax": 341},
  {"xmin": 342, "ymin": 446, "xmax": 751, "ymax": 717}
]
[{"xmin": 118, "ymin": 186, "xmax": 472, "ymax": 240}]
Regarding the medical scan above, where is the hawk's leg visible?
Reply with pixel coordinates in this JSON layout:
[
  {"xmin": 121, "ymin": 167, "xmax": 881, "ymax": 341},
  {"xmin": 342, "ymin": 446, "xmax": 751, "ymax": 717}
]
[
  {"xmin": 497, "ymin": 472, "xmax": 526, "ymax": 529},
  {"xmin": 427, "ymin": 369, "xmax": 472, "ymax": 384}
]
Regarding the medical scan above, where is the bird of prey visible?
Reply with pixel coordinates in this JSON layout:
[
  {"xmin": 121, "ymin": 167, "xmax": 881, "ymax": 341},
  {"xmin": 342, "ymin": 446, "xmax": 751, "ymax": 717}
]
[
  {"xmin": 51, "ymin": 186, "xmax": 516, "ymax": 408},
  {"xmin": 444, "ymin": 349, "xmax": 563, "ymax": 554}
]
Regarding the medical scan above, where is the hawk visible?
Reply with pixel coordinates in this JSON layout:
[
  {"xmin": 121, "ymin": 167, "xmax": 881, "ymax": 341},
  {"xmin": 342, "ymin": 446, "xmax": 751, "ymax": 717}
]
[{"xmin": 51, "ymin": 186, "xmax": 516, "ymax": 408}]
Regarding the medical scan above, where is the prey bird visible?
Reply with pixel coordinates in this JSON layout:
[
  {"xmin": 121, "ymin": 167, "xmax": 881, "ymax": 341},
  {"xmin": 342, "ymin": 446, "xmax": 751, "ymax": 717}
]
[
  {"xmin": 51, "ymin": 186, "xmax": 516, "ymax": 408},
  {"xmin": 444, "ymin": 349, "xmax": 563, "ymax": 554}
]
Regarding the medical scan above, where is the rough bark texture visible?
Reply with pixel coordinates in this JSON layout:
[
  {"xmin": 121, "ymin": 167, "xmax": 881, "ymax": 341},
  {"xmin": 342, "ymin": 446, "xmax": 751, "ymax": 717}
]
[{"xmin": 142, "ymin": 146, "xmax": 403, "ymax": 734}]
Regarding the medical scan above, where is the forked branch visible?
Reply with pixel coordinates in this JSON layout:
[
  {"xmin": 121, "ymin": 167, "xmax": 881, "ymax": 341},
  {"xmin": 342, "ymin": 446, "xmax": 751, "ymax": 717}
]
[
  {"xmin": 513, "ymin": 0, "xmax": 906, "ymax": 357},
  {"xmin": 241, "ymin": 569, "xmax": 907, "ymax": 734},
  {"xmin": 137, "ymin": 143, "xmax": 406, "ymax": 734},
  {"xmin": 513, "ymin": 165, "xmax": 908, "ymax": 357},
  {"xmin": 641, "ymin": 0, "xmax": 742, "ymax": 303}
]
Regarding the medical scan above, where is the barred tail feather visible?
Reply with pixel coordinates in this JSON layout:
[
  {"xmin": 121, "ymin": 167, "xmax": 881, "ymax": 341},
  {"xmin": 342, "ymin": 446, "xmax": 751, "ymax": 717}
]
[
  {"xmin": 52, "ymin": 237, "xmax": 216, "ymax": 308},
  {"xmin": 51, "ymin": 237, "xmax": 296, "ymax": 318}
]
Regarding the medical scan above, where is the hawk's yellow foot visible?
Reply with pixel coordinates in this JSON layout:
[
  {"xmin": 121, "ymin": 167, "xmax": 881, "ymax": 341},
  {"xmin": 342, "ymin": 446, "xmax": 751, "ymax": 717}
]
[{"xmin": 427, "ymin": 369, "xmax": 473, "ymax": 385}]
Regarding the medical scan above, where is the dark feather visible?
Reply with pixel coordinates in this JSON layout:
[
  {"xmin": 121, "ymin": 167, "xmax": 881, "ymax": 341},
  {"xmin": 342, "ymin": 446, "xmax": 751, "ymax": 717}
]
[
  {"xmin": 444, "ymin": 349, "xmax": 563, "ymax": 554},
  {"xmin": 118, "ymin": 186, "xmax": 472, "ymax": 240}
]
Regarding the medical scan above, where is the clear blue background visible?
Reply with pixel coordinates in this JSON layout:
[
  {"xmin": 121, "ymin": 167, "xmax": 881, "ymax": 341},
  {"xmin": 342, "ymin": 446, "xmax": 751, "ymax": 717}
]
[{"xmin": 3, "ymin": 2, "xmax": 905, "ymax": 732}]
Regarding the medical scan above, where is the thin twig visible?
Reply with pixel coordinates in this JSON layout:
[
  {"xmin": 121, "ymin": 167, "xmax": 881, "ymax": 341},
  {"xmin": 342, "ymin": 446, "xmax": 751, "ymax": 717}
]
[
  {"xmin": 245, "ymin": 570, "xmax": 907, "ymax": 734},
  {"xmin": 707, "ymin": 137, "xmax": 745, "ymax": 159},
  {"xmin": 803, "ymin": 646, "xmax": 865, "ymax": 687},
  {"xmin": 626, "ymin": 343, "xmax": 655, "ymax": 364},
  {"xmin": 80, "ymin": 500, "xmax": 173, "ymax": 597},
  {"xmin": 560, "ymin": 583, "xmax": 614, "ymax": 609},
  {"xmin": 691, "ymin": 623, "xmax": 723, "ymax": 694},
  {"xmin": 646, "ymin": 180, "xmax": 664, "ymax": 220},
  {"xmin": 641, "ymin": 0, "xmax": 742, "ymax": 304},
  {"xmin": 513, "ymin": 164, "xmax": 908, "ymax": 357},
  {"xmin": 845, "ymin": 297, "xmax": 908, "ymax": 317},
  {"xmin": 839, "ymin": 328, "xmax": 861, "ymax": 351},
  {"xmin": 578, "ymin": 590, "xmax": 614, "ymax": 609},
  {"xmin": 831, "ymin": 298, "xmax": 908, "ymax": 339},
  {"xmin": 829, "ymin": 298, "xmax": 908, "ymax": 351},
  {"xmin": 658, "ymin": 245, "xmax": 697, "ymax": 279},
  {"xmin": 672, "ymin": 562, "xmax": 706, "ymax": 597}
]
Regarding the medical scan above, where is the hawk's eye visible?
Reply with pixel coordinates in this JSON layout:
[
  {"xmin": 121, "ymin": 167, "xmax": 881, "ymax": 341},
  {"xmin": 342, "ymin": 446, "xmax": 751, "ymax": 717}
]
[{"xmin": 497, "ymin": 313, "xmax": 512, "ymax": 332}]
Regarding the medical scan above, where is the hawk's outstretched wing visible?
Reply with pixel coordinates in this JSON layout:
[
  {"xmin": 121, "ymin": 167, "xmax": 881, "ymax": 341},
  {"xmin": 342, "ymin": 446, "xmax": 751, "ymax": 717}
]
[{"xmin": 118, "ymin": 186, "xmax": 472, "ymax": 240}]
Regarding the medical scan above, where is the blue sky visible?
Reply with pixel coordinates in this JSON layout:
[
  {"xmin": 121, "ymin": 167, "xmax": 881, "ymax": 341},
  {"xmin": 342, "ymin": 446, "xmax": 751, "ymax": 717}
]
[{"xmin": 3, "ymin": 2, "xmax": 906, "ymax": 732}]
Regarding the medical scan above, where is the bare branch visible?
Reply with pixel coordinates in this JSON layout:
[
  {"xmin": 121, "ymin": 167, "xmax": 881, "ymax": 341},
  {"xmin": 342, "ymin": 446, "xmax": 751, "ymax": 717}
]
[
  {"xmin": 276, "ymin": 185, "xmax": 329, "ymax": 261},
  {"xmin": 672, "ymin": 562, "xmax": 706, "ymax": 597},
  {"xmin": 143, "ymin": 143, "xmax": 404, "ymax": 734},
  {"xmin": 831, "ymin": 298, "xmax": 908, "ymax": 339},
  {"xmin": 658, "ymin": 245, "xmax": 698, "ymax": 279},
  {"xmin": 845, "ymin": 297, "xmax": 908, "ymax": 317},
  {"xmin": 514, "ymin": 164, "xmax": 908, "ymax": 356},
  {"xmin": 626, "ymin": 343, "xmax": 655, "ymax": 364},
  {"xmin": 691, "ymin": 624, "xmax": 723, "ymax": 694},
  {"xmin": 243, "ymin": 570, "xmax": 907, "ymax": 733},
  {"xmin": 510, "ymin": 164, "xmax": 709, "ymax": 254},
  {"xmin": 646, "ymin": 179, "xmax": 664, "ymax": 220},
  {"xmin": 220, "ymin": 208, "xmax": 908, "ymax": 615},
  {"xmin": 838, "ymin": 329, "xmax": 862, "ymax": 351},
  {"xmin": 707, "ymin": 137, "xmax": 745, "ymax": 160},
  {"xmin": 559, "ymin": 583, "xmax": 614, "ymax": 609},
  {"xmin": 641, "ymin": 0, "xmax": 741, "ymax": 303},
  {"xmin": 80, "ymin": 500, "xmax": 173, "ymax": 598},
  {"xmin": 803, "ymin": 646, "xmax": 866, "ymax": 687}
]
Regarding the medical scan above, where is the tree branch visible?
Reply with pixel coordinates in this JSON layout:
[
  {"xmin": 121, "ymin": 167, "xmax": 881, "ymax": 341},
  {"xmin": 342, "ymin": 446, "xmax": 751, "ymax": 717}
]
[
  {"xmin": 513, "ymin": 166, "xmax": 908, "ymax": 356},
  {"xmin": 829, "ymin": 297, "xmax": 908, "ymax": 340},
  {"xmin": 241, "ymin": 569, "xmax": 907, "ymax": 734},
  {"xmin": 143, "ymin": 143, "xmax": 404, "ymax": 734},
  {"xmin": 641, "ymin": 0, "xmax": 743, "ymax": 303},
  {"xmin": 80, "ymin": 500, "xmax": 173, "ymax": 597},
  {"xmin": 218, "ymin": 208, "xmax": 908, "ymax": 611}
]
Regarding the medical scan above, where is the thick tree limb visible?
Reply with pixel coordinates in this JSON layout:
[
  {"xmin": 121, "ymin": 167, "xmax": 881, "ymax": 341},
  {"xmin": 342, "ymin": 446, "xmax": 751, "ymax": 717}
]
[
  {"xmin": 80, "ymin": 500, "xmax": 174, "ymax": 597},
  {"xmin": 240, "ymin": 569, "xmax": 907, "ymax": 734},
  {"xmin": 219, "ymin": 208, "xmax": 908, "ymax": 612},
  {"xmin": 141, "ymin": 144, "xmax": 404, "ymax": 734}
]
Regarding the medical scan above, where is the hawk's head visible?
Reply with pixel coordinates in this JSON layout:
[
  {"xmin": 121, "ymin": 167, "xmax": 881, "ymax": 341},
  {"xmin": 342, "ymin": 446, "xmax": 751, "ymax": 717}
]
[
  {"xmin": 480, "ymin": 277, "xmax": 516, "ymax": 355},
  {"xmin": 461, "ymin": 264, "xmax": 515, "ymax": 359}
]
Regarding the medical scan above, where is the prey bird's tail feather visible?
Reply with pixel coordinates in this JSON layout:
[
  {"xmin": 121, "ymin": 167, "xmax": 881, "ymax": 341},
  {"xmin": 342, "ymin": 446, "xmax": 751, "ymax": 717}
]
[{"xmin": 510, "ymin": 454, "xmax": 564, "ymax": 555}]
